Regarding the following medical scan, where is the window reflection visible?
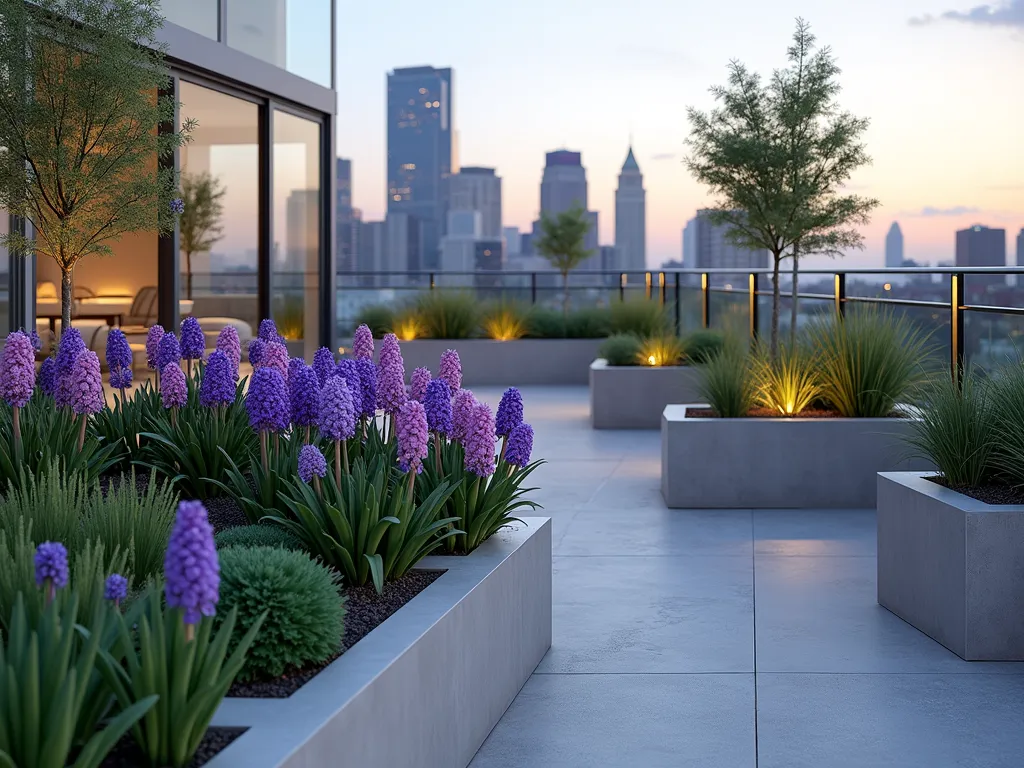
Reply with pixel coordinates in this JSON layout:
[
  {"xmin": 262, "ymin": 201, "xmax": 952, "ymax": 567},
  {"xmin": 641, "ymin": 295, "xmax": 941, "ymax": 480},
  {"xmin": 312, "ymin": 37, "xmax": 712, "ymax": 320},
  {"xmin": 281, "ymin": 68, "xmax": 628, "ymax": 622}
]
[
  {"xmin": 179, "ymin": 82, "xmax": 260, "ymax": 338},
  {"xmin": 226, "ymin": 0, "xmax": 331, "ymax": 87},
  {"xmin": 273, "ymin": 111, "xmax": 321, "ymax": 359},
  {"xmin": 161, "ymin": 0, "xmax": 218, "ymax": 40}
]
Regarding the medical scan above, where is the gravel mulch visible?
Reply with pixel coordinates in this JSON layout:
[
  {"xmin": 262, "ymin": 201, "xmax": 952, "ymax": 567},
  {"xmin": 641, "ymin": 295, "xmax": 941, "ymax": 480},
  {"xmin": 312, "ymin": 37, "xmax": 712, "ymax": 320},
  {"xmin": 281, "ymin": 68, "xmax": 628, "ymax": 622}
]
[
  {"xmin": 227, "ymin": 568, "xmax": 446, "ymax": 699},
  {"xmin": 101, "ymin": 727, "xmax": 247, "ymax": 767},
  {"xmin": 927, "ymin": 476, "xmax": 1024, "ymax": 505},
  {"xmin": 205, "ymin": 495, "xmax": 249, "ymax": 533}
]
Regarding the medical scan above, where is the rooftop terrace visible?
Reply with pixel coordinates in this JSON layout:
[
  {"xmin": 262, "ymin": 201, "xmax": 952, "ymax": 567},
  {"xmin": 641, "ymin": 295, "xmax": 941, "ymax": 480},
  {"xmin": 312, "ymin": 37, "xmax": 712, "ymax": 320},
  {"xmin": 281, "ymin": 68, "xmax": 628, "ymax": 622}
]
[{"xmin": 465, "ymin": 386, "xmax": 1024, "ymax": 768}]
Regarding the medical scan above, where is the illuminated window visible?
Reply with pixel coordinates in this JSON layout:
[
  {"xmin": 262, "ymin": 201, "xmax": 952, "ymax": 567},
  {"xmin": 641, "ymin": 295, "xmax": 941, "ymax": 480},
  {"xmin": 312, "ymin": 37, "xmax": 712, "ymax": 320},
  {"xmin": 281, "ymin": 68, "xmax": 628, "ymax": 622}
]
[
  {"xmin": 393, "ymin": 194, "xmax": 402, "ymax": 201},
  {"xmin": 424, "ymin": 102, "xmax": 431, "ymax": 108},
  {"xmin": 401, "ymin": 163, "xmax": 416, "ymax": 171},
  {"xmin": 432, "ymin": 101, "xmax": 440, "ymax": 107},
  {"xmin": 419, "ymin": 88, "xmax": 426, "ymax": 94}
]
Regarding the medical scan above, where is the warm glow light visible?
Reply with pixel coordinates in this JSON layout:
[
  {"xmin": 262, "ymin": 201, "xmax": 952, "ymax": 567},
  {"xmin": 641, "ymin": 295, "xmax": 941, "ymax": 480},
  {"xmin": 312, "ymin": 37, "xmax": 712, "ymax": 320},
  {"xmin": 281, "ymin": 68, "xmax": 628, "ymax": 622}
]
[
  {"xmin": 396, "ymin": 318, "xmax": 421, "ymax": 341},
  {"xmin": 724, "ymin": 283, "xmax": 733, "ymax": 290},
  {"xmin": 337, "ymin": 346, "xmax": 347, "ymax": 356},
  {"xmin": 648, "ymin": 355, "xmax": 657, "ymax": 365},
  {"xmin": 883, "ymin": 283, "xmax": 892, "ymax": 291}
]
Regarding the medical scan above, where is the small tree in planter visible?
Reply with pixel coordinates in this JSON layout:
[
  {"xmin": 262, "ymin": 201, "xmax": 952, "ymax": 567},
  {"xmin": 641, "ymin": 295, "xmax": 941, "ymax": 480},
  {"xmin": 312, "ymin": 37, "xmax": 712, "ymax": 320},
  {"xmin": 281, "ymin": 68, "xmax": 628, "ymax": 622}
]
[
  {"xmin": 685, "ymin": 18, "xmax": 877, "ymax": 360},
  {"xmin": 0, "ymin": 0, "xmax": 193, "ymax": 332},
  {"xmin": 179, "ymin": 171, "xmax": 225, "ymax": 300},
  {"xmin": 535, "ymin": 206, "xmax": 593, "ymax": 317}
]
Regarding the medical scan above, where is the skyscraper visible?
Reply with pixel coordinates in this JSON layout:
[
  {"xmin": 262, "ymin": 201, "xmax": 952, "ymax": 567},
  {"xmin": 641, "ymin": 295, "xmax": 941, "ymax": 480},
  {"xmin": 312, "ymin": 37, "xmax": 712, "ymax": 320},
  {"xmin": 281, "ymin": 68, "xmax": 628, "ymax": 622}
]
[
  {"xmin": 386, "ymin": 66, "xmax": 454, "ymax": 271},
  {"xmin": 385, "ymin": 211, "xmax": 423, "ymax": 279},
  {"xmin": 956, "ymin": 224, "xmax": 1006, "ymax": 287},
  {"xmin": 503, "ymin": 226, "xmax": 521, "ymax": 256},
  {"xmin": 885, "ymin": 222, "xmax": 904, "ymax": 269},
  {"xmin": 448, "ymin": 167, "xmax": 501, "ymax": 238},
  {"xmin": 336, "ymin": 158, "xmax": 358, "ymax": 274},
  {"xmin": 682, "ymin": 218, "xmax": 697, "ymax": 266},
  {"xmin": 355, "ymin": 220, "xmax": 386, "ymax": 287},
  {"xmin": 1016, "ymin": 228, "xmax": 1023, "ymax": 268},
  {"xmin": 614, "ymin": 146, "xmax": 646, "ymax": 272},
  {"xmin": 689, "ymin": 209, "xmax": 770, "ymax": 286},
  {"xmin": 540, "ymin": 150, "xmax": 587, "ymax": 216}
]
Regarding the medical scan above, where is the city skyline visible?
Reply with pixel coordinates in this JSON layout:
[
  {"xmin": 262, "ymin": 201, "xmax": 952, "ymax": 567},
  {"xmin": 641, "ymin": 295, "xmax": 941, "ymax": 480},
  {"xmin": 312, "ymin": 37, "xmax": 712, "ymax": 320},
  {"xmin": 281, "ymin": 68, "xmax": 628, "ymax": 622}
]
[{"xmin": 334, "ymin": 0, "xmax": 1024, "ymax": 269}]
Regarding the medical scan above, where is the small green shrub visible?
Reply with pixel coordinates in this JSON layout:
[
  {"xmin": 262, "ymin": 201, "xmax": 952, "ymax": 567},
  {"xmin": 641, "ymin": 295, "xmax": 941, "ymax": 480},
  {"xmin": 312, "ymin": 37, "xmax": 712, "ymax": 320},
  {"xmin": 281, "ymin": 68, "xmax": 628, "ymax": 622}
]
[
  {"xmin": 750, "ymin": 342, "xmax": 822, "ymax": 416},
  {"xmin": 638, "ymin": 334, "xmax": 686, "ymax": 367},
  {"xmin": 354, "ymin": 304, "xmax": 394, "ymax": 336},
  {"xmin": 215, "ymin": 525, "xmax": 306, "ymax": 552},
  {"xmin": 217, "ymin": 546, "xmax": 345, "ymax": 682},
  {"xmin": 599, "ymin": 334, "xmax": 642, "ymax": 366},
  {"xmin": 610, "ymin": 300, "xmax": 669, "ymax": 337},
  {"xmin": 987, "ymin": 365, "xmax": 1024, "ymax": 487},
  {"xmin": 809, "ymin": 307, "xmax": 931, "ymax": 417},
  {"xmin": 698, "ymin": 344, "xmax": 756, "ymax": 418},
  {"xmin": 525, "ymin": 307, "xmax": 567, "ymax": 338},
  {"xmin": 413, "ymin": 290, "xmax": 480, "ymax": 339},
  {"xmin": 565, "ymin": 307, "xmax": 611, "ymax": 338},
  {"xmin": 682, "ymin": 329, "xmax": 726, "ymax": 365},
  {"xmin": 905, "ymin": 368, "xmax": 996, "ymax": 488}
]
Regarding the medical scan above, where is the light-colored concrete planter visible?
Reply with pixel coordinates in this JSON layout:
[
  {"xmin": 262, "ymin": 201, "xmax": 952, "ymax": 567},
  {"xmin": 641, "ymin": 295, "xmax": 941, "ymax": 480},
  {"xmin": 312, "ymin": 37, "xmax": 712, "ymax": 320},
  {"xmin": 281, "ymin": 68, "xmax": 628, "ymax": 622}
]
[
  {"xmin": 590, "ymin": 359, "xmax": 703, "ymax": 429},
  {"xmin": 877, "ymin": 474, "xmax": 1024, "ymax": 660},
  {"xmin": 207, "ymin": 519, "xmax": 552, "ymax": 768},
  {"xmin": 374, "ymin": 339, "xmax": 603, "ymax": 386},
  {"xmin": 661, "ymin": 404, "xmax": 931, "ymax": 509}
]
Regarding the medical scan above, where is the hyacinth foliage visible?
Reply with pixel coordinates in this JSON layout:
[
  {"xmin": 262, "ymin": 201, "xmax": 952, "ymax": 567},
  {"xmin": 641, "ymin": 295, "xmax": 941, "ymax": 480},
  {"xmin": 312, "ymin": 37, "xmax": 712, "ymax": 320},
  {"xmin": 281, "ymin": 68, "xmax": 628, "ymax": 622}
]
[{"xmin": 268, "ymin": 453, "xmax": 460, "ymax": 593}]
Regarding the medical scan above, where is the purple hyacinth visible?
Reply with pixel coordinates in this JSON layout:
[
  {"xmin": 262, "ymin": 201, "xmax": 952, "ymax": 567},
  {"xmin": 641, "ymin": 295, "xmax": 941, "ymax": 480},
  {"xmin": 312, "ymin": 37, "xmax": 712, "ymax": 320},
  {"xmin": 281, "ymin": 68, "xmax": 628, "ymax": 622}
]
[
  {"xmin": 170, "ymin": 197, "xmax": 185, "ymax": 215},
  {"xmin": 298, "ymin": 444, "xmax": 328, "ymax": 483},
  {"xmin": 246, "ymin": 367, "xmax": 289, "ymax": 432},
  {"xmin": 215, "ymin": 326, "xmax": 241, "ymax": 377},
  {"xmin": 439, "ymin": 349, "xmax": 462, "ymax": 392},
  {"xmin": 352, "ymin": 324, "xmax": 374, "ymax": 360},
  {"xmin": 505, "ymin": 422, "xmax": 534, "ymax": 467},
  {"xmin": 289, "ymin": 361, "xmax": 320, "ymax": 428},
  {"xmin": 355, "ymin": 358, "xmax": 377, "ymax": 418},
  {"xmin": 248, "ymin": 338, "xmax": 266, "ymax": 367},
  {"xmin": 258, "ymin": 319, "xmax": 282, "ymax": 344},
  {"xmin": 105, "ymin": 329, "xmax": 134, "ymax": 391},
  {"xmin": 409, "ymin": 367, "xmax": 431, "ymax": 402},
  {"xmin": 69, "ymin": 350, "xmax": 104, "ymax": 415},
  {"xmin": 180, "ymin": 317, "xmax": 205, "ymax": 361},
  {"xmin": 145, "ymin": 325, "xmax": 165, "ymax": 370},
  {"xmin": 0, "ymin": 331, "xmax": 36, "ymax": 408},
  {"xmin": 451, "ymin": 388, "xmax": 477, "ymax": 442},
  {"xmin": 34, "ymin": 541, "xmax": 69, "ymax": 589},
  {"xmin": 495, "ymin": 387, "xmax": 524, "ymax": 437},
  {"xmin": 156, "ymin": 332, "xmax": 181, "ymax": 373},
  {"xmin": 54, "ymin": 328, "xmax": 85, "ymax": 408},
  {"xmin": 199, "ymin": 350, "xmax": 235, "ymax": 408},
  {"xmin": 396, "ymin": 400, "xmax": 429, "ymax": 474},
  {"xmin": 28, "ymin": 329, "xmax": 43, "ymax": 353},
  {"xmin": 464, "ymin": 401, "xmax": 497, "ymax": 477},
  {"xmin": 334, "ymin": 359, "xmax": 363, "ymax": 416},
  {"xmin": 313, "ymin": 347, "xmax": 335, "ymax": 386},
  {"xmin": 39, "ymin": 357, "xmax": 58, "ymax": 397},
  {"xmin": 318, "ymin": 376, "xmax": 356, "ymax": 441},
  {"xmin": 378, "ymin": 333, "xmax": 401, "ymax": 370},
  {"xmin": 262, "ymin": 342, "xmax": 289, "ymax": 380},
  {"xmin": 422, "ymin": 378, "xmax": 453, "ymax": 436},
  {"xmin": 161, "ymin": 362, "xmax": 188, "ymax": 410},
  {"xmin": 376, "ymin": 334, "xmax": 406, "ymax": 414},
  {"xmin": 104, "ymin": 573, "xmax": 128, "ymax": 604},
  {"xmin": 164, "ymin": 501, "xmax": 220, "ymax": 625}
]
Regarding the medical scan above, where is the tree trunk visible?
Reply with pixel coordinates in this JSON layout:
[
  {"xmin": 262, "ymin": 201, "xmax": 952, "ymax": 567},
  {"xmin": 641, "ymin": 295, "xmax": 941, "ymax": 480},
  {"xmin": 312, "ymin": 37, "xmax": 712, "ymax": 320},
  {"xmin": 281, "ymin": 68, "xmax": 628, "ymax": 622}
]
[
  {"xmin": 60, "ymin": 268, "xmax": 73, "ymax": 336},
  {"xmin": 789, "ymin": 242, "xmax": 800, "ymax": 348},
  {"xmin": 770, "ymin": 254, "xmax": 782, "ymax": 363},
  {"xmin": 562, "ymin": 270, "xmax": 570, "ymax": 318},
  {"xmin": 185, "ymin": 250, "xmax": 193, "ymax": 300}
]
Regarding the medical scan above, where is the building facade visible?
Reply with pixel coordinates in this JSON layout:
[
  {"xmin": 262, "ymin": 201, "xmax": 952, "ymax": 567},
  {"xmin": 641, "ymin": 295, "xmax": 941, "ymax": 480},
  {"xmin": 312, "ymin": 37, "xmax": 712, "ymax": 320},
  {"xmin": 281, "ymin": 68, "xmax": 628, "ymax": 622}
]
[
  {"xmin": 540, "ymin": 150, "xmax": 587, "ymax": 216},
  {"xmin": 885, "ymin": 222, "xmax": 904, "ymax": 269},
  {"xmin": 614, "ymin": 147, "xmax": 646, "ymax": 273},
  {"xmin": 337, "ymin": 158, "xmax": 359, "ymax": 276},
  {"xmin": 690, "ymin": 210, "xmax": 770, "ymax": 286},
  {"xmin": 956, "ymin": 225, "xmax": 1006, "ymax": 287},
  {"xmin": 3, "ymin": 2, "xmax": 338, "ymax": 356},
  {"xmin": 448, "ymin": 167, "xmax": 501, "ymax": 238},
  {"xmin": 386, "ymin": 66, "xmax": 455, "ymax": 273}
]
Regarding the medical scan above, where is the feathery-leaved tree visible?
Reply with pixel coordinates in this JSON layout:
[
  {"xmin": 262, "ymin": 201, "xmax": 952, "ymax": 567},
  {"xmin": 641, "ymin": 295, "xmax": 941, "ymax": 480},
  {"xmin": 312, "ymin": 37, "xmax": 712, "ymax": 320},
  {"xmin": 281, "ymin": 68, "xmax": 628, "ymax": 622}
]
[
  {"xmin": 686, "ymin": 18, "xmax": 878, "ymax": 359},
  {"xmin": 0, "ymin": 0, "xmax": 193, "ymax": 332},
  {"xmin": 535, "ymin": 206, "xmax": 593, "ymax": 317},
  {"xmin": 179, "ymin": 171, "xmax": 225, "ymax": 300}
]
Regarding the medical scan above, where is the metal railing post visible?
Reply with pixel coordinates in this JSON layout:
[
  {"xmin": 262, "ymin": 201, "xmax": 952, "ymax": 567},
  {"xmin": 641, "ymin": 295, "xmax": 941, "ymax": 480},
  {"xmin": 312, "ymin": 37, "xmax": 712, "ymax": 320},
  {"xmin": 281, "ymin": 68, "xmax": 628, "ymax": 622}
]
[
  {"xmin": 834, "ymin": 273, "xmax": 846, "ymax": 317},
  {"xmin": 951, "ymin": 273, "xmax": 965, "ymax": 386},
  {"xmin": 674, "ymin": 273, "xmax": 681, "ymax": 336},
  {"xmin": 645, "ymin": 271, "xmax": 652, "ymax": 301},
  {"xmin": 619, "ymin": 273, "xmax": 626, "ymax": 302},
  {"xmin": 701, "ymin": 273, "xmax": 710, "ymax": 329},
  {"xmin": 429, "ymin": 272, "xmax": 435, "ymax": 290},
  {"xmin": 658, "ymin": 272, "xmax": 666, "ymax": 306},
  {"xmin": 530, "ymin": 272, "xmax": 537, "ymax": 305},
  {"xmin": 749, "ymin": 273, "xmax": 758, "ymax": 341}
]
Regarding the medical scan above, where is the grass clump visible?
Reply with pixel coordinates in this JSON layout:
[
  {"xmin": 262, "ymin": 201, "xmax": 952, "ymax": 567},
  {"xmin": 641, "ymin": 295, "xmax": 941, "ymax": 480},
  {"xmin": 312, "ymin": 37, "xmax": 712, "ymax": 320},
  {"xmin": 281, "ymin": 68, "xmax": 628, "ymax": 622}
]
[
  {"xmin": 610, "ymin": 300, "xmax": 669, "ymax": 337},
  {"xmin": 987, "ymin": 365, "xmax": 1024, "ymax": 488},
  {"xmin": 698, "ymin": 344, "xmax": 756, "ymax": 418},
  {"xmin": 481, "ymin": 302, "xmax": 529, "ymax": 341},
  {"xmin": 354, "ymin": 304, "xmax": 394, "ymax": 337},
  {"xmin": 565, "ymin": 307, "xmax": 611, "ymax": 338},
  {"xmin": 638, "ymin": 334, "xmax": 686, "ymax": 367},
  {"xmin": 809, "ymin": 307, "xmax": 931, "ymax": 418},
  {"xmin": 216, "ymin": 525, "xmax": 306, "ymax": 552},
  {"xmin": 392, "ymin": 307, "xmax": 426, "ymax": 341},
  {"xmin": 682, "ymin": 329, "xmax": 725, "ymax": 365},
  {"xmin": 218, "ymin": 546, "xmax": 345, "ymax": 682},
  {"xmin": 599, "ymin": 334, "xmax": 642, "ymax": 366},
  {"xmin": 525, "ymin": 307, "xmax": 566, "ymax": 338},
  {"xmin": 414, "ymin": 291, "xmax": 480, "ymax": 339},
  {"xmin": 750, "ymin": 342, "xmax": 821, "ymax": 416}
]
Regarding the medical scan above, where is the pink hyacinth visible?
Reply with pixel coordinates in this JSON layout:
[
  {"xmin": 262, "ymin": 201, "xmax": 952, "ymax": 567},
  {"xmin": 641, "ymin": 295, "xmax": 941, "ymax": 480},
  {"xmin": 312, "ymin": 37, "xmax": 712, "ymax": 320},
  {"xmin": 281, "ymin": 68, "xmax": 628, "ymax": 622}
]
[
  {"xmin": 0, "ymin": 331, "xmax": 36, "ymax": 408},
  {"xmin": 352, "ymin": 324, "xmax": 374, "ymax": 360},
  {"xmin": 438, "ymin": 349, "xmax": 462, "ymax": 392},
  {"xmin": 262, "ymin": 342, "xmax": 289, "ymax": 380},
  {"xmin": 451, "ymin": 388, "xmax": 477, "ymax": 442},
  {"xmin": 69, "ymin": 351, "xmax": 104, "ymax": 415},
  {"xmin": 378, "ymin": 333, "xmax": 401, "ymax": 370},
  {"xmin": 464, "ymin": 401, "xmax": 497, "ymax": 477},
  {"xmin": 396, "ymin": 399, "xmax": 429, "ymax": 474},
  {"xmin": 409, "ymin": 367, "xmax": 431, "ymax": 402}
]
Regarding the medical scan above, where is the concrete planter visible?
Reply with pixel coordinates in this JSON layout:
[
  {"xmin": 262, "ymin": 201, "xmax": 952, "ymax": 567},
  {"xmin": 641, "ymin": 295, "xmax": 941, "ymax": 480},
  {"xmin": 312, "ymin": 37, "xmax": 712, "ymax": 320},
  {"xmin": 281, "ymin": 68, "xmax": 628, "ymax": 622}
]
[
  {"xmin": 877, "ymin": 474, "xmax": 1024, "ymax": 660},
  {"xmin": 661, "ymin": 404, "xmax": 931, "ymax": 509},
  {"xmin": 590, "ymin": 360, "xmax": 703, "ymax": 429},
  {"xmin": 374, "ymin": 339, "xmax": 603, "ymax": 386},
  {"xmin": 207, "ymin": 519, "xmax": 551, "ymax": 768}
]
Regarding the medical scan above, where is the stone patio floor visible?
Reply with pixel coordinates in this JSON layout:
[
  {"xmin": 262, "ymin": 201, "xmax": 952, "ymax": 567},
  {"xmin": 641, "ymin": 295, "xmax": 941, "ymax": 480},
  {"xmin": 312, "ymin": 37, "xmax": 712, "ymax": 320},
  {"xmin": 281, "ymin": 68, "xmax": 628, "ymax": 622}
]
[{"xmin": 467, "ymin": 386, "xmax": 1024, "ymax": 768}]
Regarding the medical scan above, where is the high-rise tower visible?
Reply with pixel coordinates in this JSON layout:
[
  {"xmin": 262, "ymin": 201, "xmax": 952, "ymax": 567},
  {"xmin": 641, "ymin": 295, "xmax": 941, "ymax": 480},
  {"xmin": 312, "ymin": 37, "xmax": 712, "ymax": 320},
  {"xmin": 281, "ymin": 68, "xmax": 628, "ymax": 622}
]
[
  {"xmin": 885, "ymin": 222, "xmax": 904, "ymax": 268},
  {"xmin": 614, "ymin": 146, "xmax": 646, "ymax": 272}
]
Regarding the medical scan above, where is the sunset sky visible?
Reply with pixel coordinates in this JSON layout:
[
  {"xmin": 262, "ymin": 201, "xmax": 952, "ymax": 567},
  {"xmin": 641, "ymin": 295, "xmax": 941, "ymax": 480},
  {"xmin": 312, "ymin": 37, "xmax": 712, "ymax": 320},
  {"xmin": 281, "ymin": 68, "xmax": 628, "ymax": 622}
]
[{"xmin": 334, "ymin": 0, "xmax": 1024, "ymax": 269}]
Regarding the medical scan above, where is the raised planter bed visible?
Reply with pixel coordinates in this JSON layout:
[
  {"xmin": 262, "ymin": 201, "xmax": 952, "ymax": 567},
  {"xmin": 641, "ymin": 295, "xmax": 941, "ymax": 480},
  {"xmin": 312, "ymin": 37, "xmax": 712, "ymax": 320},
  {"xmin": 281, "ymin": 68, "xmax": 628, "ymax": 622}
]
[
  {"xmin": 877, "ymin": 473, "xmax": 1024, "ymax": 660},
  {"xmin": 661, "ymin": 404, "xmax": 931, "ymax": 509},
  {"xmin": 206, "ymin": 518, "xmax": 552, "ymax": 768},
  {"xmin": 590, "ymin": 359, "xmax": 703, "ymax": 429},
  {"xmin": 375, "ymin": 339, "xmax": 603, "ymax": 386}
]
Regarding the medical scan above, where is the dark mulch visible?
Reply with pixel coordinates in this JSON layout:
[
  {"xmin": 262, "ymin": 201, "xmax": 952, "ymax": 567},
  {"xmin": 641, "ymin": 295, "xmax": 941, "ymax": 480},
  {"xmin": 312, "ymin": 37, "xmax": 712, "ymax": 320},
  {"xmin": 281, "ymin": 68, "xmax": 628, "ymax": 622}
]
[
  {"xmin": 205, "ymin": 495, "xmax": 248, "ymax": 533},
  {"xmin": 99, "ymin": 470, "xmax": 152, "ymax": 497},
  {"xmin": 687, "ymin": 407, "xmax": 904, "ymax": 419},
  {"xmin": 927, "ymin": 476, "xmax": 1024, "ymax": 505},
  {"xmin": 101, "ymin": 726, "xmax": 247, "ymax": 767},
  {"xmin": 227, "ymin": 568, "xmax": 446, "ymax": 699}
]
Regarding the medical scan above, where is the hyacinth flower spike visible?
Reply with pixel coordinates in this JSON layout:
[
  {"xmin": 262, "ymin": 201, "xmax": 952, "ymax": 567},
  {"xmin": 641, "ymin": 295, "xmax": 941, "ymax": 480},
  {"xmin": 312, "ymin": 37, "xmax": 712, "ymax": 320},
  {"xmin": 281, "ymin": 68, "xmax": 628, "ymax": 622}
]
[
  {"xmin": 495, "ymin": 387, "xmax": 524, "ymax": 464},
  {"xmin": 396, "ymin": 400, "xmax": 428, "ymax": 496},
  {"xmin": 35, "ymin": 541, "xmax": 68, "ymax": 605},
  {"xmin": 0, "ymin": 331, "xmax": 36, "ymax": 457},
  {"xmin": 165, "ymin": 500, "xmax": 220, "ymax": 642},
  {"xmin": 299, "ymin": 444, "xmax": 328, "ymax": 499},
  {"xmin": 423, "ymin": 378, "xmax": 452, "ymax": 474}
]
